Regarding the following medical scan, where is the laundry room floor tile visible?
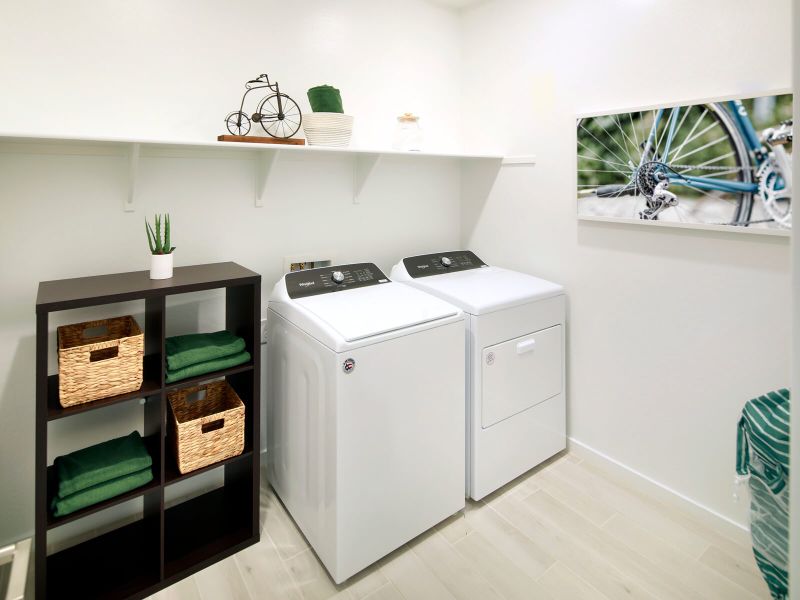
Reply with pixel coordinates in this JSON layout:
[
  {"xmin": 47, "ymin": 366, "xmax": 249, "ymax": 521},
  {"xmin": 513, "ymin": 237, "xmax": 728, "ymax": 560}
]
[{"xmin": 148, "ymin": 454, "xmax": 770, "ymax": 600}]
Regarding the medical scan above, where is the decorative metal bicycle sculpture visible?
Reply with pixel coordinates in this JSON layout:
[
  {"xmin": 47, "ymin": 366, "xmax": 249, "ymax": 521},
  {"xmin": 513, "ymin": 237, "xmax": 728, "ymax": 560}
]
[
  {"xmin": 577, "ymin": 97, "xmax": 793, "ymax": 229},
  {"xmin": 225, "ymin": 74, "xmax": 302, "ymax": 139}
]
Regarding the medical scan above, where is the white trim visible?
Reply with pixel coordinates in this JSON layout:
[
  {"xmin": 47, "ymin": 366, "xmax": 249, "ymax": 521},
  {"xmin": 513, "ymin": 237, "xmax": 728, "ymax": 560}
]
[
  {"xmin": 578, "ymin": 214, "xmax": 791, "ymax": 238},
  {"xmin": 568, "ymin": 437, "xmax": 750, "ymax": 534}
]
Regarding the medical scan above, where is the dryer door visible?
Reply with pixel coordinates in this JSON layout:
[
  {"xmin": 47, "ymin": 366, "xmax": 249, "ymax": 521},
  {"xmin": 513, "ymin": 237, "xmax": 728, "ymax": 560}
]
[{"xmin": 481, "ymin": 325, "xmax": 562, "ymax": 428}]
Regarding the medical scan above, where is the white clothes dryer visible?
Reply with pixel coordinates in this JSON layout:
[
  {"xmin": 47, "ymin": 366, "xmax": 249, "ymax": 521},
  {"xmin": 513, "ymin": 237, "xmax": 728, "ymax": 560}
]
[{"xmin": 391, "ymin": 251, "xmax": 565, "ymax": 500}]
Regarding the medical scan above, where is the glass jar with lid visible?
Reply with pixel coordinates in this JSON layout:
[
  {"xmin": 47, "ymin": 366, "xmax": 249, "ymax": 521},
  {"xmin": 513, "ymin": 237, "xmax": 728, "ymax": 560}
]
[{"xmin": 392, "ymin": 113, "xmax": 423, "ymax": 151}]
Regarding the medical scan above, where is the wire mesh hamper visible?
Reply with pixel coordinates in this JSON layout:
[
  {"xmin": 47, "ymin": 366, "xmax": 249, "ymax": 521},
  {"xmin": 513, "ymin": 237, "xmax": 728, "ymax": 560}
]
[
  {"xmin": 57, "ymin": 316, "xmax": 144, "ymax": 407},
  {"xmin": 168, "ymin": 380, "xmax": 245, "ymax": 474}
]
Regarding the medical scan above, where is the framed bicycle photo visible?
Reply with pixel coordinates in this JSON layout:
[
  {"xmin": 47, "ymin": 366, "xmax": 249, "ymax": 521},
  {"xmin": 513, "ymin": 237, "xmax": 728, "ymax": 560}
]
[{"xmin": 576, "ymin": 92, "xmax": 792, "ymax": 234}]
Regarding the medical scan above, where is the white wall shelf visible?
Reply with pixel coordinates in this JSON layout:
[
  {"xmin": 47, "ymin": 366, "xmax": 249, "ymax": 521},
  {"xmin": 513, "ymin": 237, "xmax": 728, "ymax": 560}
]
[
  {"xmin": 0, "ymin": 132, "xmax": 503, "ymax": 160},
  {"xmin": 0, "ymin": 132, "xmax": 505, "ymax": 210}
]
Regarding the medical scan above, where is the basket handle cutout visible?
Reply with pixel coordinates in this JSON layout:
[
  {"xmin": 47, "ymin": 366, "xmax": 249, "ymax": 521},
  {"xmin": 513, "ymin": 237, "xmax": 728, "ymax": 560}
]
[
  {"xmin": 185, "ymin": 389, "xmax": 207, "ymax": 404},
  {"xmin": 89, "ymin": 346, "xmax": 119, "ymax": 362},
  {"xmin": 83, "ymin": 324, "xmax": 109, "ymax": 339},
  {"xmin": 201, "ymin": 419, "xmax": 224, "ymax": 433}
]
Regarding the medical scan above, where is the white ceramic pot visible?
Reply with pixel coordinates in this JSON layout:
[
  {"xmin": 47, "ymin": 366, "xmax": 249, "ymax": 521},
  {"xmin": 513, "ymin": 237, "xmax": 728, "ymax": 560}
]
[{"xmin": 150, "ymin": 253, "xmax": 174, "ymax": 280}]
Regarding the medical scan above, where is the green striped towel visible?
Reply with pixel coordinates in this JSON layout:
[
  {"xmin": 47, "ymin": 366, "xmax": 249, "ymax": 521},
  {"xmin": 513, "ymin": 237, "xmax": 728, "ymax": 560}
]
[{"xmin": 736, "ymin": 388, "xmax": 790, "ymax": 600}]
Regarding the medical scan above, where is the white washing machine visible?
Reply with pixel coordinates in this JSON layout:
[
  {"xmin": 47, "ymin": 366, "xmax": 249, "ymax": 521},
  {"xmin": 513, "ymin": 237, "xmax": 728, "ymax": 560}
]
[
  {"xmin": 391, "ymin": 251, "xmax": 566, "ymax": 500},
  {"xmin": 266, "ymin": 262, "xmax": 465, "ymax": 583}
]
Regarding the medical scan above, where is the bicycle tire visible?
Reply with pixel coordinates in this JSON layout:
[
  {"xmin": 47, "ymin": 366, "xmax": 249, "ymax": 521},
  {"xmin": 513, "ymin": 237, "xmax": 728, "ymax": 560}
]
[
  {"xmin": 257, "ymin": 94, "xmax": 302, "ymax": 139},
  {"xmin": 225, "ymin": 111, "xmax": 251, "ymax": 136}
]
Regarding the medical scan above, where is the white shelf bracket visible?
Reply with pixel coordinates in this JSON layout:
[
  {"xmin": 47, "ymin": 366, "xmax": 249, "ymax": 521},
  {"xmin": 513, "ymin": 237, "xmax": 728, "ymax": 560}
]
[
  {"xmin": 255, "ymin": 150, "xmax": 279, "ymax": 208},
  {"xmin": 352, "ymin": 153, "xmax": 381, "ymax": 204},
  {"xmin": 124, "ymin": 143, "xmax": 140, "ymax": 212}
]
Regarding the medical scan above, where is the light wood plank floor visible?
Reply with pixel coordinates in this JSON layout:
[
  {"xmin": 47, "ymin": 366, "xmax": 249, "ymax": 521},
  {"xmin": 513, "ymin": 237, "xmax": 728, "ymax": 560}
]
[{"xmin": 150, "ymin": 452, "xmax": 770, "ymax": 600}]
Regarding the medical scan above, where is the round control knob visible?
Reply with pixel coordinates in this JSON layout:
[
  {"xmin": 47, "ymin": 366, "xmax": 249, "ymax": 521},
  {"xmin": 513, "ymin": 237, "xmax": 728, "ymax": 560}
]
[
  {"xmin": 440, "ymin": 256, "xmax": 453, "ymax": 267},
  {"xmin": 331, "ymin": 271, "xmax": 345, "ymax": 284}
]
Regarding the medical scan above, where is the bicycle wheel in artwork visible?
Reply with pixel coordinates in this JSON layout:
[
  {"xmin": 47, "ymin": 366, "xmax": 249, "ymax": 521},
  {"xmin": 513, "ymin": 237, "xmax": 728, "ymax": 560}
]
[{"xmin": 576, "ymin": 93, "xmax": 792, "ymax": 232}]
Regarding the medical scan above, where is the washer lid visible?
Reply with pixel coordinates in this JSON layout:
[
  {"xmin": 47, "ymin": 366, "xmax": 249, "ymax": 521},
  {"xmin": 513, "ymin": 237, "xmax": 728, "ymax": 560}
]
[
  {"xmin": 295, "ymin": 282, "xmax": 460, "ymax": 342},
  {"xmin": 398, "ymin": 266, "xmax": 564, "ymax": 315}
]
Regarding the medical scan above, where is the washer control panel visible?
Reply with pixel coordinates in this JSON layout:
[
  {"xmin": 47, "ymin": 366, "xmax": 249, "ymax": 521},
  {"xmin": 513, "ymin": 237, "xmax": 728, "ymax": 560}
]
[
  {"xmin": 286, "ymin": 263, "xmax": 389, "ymax": 299},
  {"xmin": 402, "ymin": 251, "xmax": 487, "ymax": 278}
]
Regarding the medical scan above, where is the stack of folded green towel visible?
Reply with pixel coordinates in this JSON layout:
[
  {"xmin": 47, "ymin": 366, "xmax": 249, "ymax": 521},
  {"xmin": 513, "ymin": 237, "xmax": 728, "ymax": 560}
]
[
  {"xmin": 165, "ymin": 330, "xmax": 250, "ymax": 383},
  {"xmin": 51, "ymin": 431, "xmax": 153, "ymax": 517}
]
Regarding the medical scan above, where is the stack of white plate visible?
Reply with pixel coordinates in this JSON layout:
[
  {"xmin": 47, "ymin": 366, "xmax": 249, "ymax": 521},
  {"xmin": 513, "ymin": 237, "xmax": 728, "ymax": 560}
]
[{"xmin": 303, "ymin": 113, "xmax": 353, "ymax": 147}]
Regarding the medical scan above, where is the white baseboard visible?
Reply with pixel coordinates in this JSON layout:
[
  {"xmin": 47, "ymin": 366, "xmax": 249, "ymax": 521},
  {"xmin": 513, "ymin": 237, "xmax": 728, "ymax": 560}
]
[{"xmin": 568, "ymin": 437, "xmax": 751, "ymax": 542}]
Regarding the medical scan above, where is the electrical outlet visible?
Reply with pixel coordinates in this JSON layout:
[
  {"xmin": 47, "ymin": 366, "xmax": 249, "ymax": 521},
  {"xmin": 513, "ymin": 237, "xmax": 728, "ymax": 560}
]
[
  {"xmin": 261, "ymin": 318, "xmax": 268, "ymax": 344},
  {"xmin": 283, "ymin": 254, "xmax": 333, "ymax": 273}
]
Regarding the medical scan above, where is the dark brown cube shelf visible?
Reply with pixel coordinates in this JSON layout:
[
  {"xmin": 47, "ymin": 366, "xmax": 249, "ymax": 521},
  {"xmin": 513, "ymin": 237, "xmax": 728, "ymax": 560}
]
[{"xmin": 35, "ymin": 262, "xmax": 261, "ymax": 600}]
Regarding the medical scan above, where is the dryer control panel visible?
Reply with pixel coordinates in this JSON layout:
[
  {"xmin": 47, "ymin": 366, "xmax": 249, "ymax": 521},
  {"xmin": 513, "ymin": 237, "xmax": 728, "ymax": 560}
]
[
  {"xmin": 286, "ymin": 263, "xmax": 389, "ymax": 299},
  {"xmin": 402, "ymin": 251, "xmax": 487, "ymax": 278}
]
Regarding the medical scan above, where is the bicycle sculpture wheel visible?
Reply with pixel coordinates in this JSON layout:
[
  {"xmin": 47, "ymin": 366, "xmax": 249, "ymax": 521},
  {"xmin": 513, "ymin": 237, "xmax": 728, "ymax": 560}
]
[
  {"xmin": 225, "ymin": 73, "xmax": 302, "ymax": 139},
  {"xmin": 577, "ymin": 95, "xmax": 792, "ymax": 229}
]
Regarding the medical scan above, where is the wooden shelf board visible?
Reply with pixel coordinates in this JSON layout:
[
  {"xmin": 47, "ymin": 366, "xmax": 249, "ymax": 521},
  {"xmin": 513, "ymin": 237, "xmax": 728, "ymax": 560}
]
[
  {"xmin": 47, "ymin": 355, "xmax": 162, "ymax": 421},
  {"xmin": 164, "ymin": 448, "xmax": 253, "ymax": 487},
  {"xmin": 46, "ymin": 518, "xmax": 160, "ymax": 600},
  {"xmin": 163, "ymin": 362, "xmax": 254, "ymax": 392},
  {"xmin": 46, "ymin": 434, "xmax": 162, "ymax": 530},
  {"xmin": 36, "ymin": 262, "xmax": 260, "ymax": 313}
]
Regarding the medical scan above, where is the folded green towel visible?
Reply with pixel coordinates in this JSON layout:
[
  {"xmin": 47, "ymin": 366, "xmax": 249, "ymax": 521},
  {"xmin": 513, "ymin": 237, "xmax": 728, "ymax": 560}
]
[
  {"xmin": 55, "ymin": 431, "xmax": 152, "ymax": 498},
  {"xmin": 166, "ymin": 350, "xmax": 251, "ymax": 383},
  {"xmin": 51, "ymin": 467, "xmax": 153, "ymax": 517},
  {"xmin": 166, "ymin": 330, "xmax": 246, "ymax": 372},
  {"xmin": 307, "ymin": 85, "xmax": 344, "ymax": 113}
]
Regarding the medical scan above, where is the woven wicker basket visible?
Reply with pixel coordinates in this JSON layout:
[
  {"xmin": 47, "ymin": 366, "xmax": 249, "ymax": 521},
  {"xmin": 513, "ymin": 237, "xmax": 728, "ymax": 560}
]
[
  {"xmin": 57, "ymin": 316, "xmax": 144, "ymax": 407},
  {"xmin": 168, "ymin": 380, "xmax": 245, "ymax": 474}
]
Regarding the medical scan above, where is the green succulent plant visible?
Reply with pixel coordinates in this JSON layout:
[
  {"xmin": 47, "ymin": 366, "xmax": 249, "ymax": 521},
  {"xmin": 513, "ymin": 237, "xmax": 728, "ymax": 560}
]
[{"xmin": 146, "ymin": 213, "xmax": 176, "ymax": 255}]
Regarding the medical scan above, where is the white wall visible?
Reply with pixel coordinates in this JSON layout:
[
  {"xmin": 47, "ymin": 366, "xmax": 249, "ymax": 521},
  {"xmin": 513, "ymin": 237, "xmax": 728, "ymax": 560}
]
[
  {"xmin": 0, "ymin": 0, "xmax": 462, "ymax": 151},
  {"xmin": 0, "ymin": 0, "xmax": 465, "ymax": 545},
  {"xmin": 460, "ymin": 0, "xmax": 792, "ymax": 527}
]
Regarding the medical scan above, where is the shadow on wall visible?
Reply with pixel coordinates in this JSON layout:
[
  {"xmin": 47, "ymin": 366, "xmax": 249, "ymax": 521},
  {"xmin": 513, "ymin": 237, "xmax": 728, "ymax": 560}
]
[
  {"xmin": 0, "ymin": 334, "xmax": 36, "ymax": 544},
  {"xmin": 576, "ymin": 218, "xmax": 790, "ymax": 273},
  {"xmin": 461, "ymin": 160, "xmax": 502, "ymax": 244}
]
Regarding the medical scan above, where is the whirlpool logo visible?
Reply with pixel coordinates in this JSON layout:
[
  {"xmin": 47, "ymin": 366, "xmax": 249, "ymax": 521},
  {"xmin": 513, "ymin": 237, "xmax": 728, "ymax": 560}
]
[{"xmin": 342, "ymin": 358, "xmax": 356, "ymax": 374}]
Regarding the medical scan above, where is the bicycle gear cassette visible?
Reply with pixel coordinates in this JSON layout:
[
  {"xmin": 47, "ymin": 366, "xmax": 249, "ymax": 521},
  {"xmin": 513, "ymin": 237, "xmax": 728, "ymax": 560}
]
[
  {"xmin": 756, "ymin": 160, "xmax": 792, "ymax": 228},
  {"xmin": 636, "ymin": 161, "xmax": 661, "ymax": 199}
]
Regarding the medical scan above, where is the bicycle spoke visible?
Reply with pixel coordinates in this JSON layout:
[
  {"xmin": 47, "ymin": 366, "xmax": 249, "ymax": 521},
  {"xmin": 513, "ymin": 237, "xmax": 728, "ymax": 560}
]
[
  {"xmin": 628, "ymin": 112, "xmax": 640, "ymax": 156},
  {"xmin": 600, "ymin": 115, "xmax": 635, "ymax": 164},
  {"xmin": 576, "ymin": 146, "xmax": 630, "ymax": 176},
  {"xmin": 579, "ymin": 124, "xmax": 629, "ymax": 167},
  {"xmin": 613, "ymin": 114, "xmax": 638, "ymax": 164},
  {"xmin": 651, "ymin": 110, "xmax": 664, "ymax": 159},
  {"xmin": 668, "ymin": 107, "xmax": 708, "ymax": 163},
  {"xmin": 677, "ymin": 152, "xmax": 738, "ymax": 175},
  {"xmin": 665, "ymin": 107, "xmax": 692, "ymax": 161},
  {"xmin": 672, "ymin": 135, "xmax": 729, "ymax": 163},
  {"xmin": 671, "ymin": 120, "xmax": 720, "ymax": 162}
]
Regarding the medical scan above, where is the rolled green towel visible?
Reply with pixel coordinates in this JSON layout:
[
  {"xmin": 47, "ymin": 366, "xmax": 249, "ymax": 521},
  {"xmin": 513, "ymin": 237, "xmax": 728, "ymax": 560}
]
[
  {"xmin": 52, "ymin": 467, "xmax": 153, "ymax": 517},
  {"xmin": 166, "ymin": 330, "xmax": 246, "ymax": 372},
  {"xmin": 166, "ymin": 350, "xmax": 251, "ymax": 383},
  {"xmin": 55, "ymin": 431, "xmax": 152, "ymax": 498},
  {"xmin": 307, "ymin": 85, "xmax": 344, "ymax": 113}
]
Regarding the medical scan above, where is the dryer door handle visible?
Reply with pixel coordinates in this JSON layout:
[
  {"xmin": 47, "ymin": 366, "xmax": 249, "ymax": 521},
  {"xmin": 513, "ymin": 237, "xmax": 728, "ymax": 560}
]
[{"xmin": 516, "ymin": 339, "xmax": 536, "ymax": 355}]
